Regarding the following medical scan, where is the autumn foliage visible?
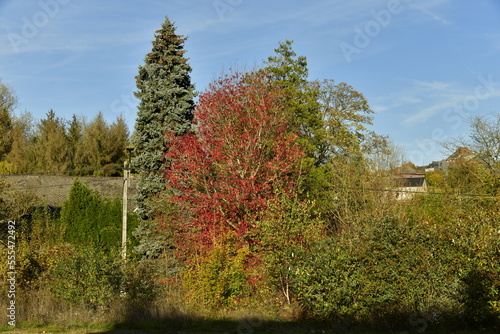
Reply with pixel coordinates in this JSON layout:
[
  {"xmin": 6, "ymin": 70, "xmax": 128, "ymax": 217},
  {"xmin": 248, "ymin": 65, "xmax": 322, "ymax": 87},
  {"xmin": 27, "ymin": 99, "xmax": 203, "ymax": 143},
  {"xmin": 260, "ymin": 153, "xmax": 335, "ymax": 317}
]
[{"xmin": 163, "ymin": 71, "xmax": 304, "ymax": 254}]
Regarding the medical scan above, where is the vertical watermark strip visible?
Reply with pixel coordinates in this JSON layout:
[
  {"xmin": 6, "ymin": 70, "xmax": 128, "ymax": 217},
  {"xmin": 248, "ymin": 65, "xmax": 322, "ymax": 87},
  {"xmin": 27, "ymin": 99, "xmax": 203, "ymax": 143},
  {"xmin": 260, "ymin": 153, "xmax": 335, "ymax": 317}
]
[{"xmin": 6, "ymin": 220, "xmax": 16, "ymax": 327}]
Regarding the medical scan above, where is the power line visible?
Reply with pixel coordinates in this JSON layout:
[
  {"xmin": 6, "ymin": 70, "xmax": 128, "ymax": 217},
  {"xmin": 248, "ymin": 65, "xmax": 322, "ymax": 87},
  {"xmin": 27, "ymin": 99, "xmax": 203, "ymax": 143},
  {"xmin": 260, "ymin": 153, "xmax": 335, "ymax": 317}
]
[
  {"xmin": 1, "ymin": 167, "xmax": 497, "ymax": 199},
  {"xmin": 136, "ymin": 168, "xmax": 498, "ymax": 199},
  {"xmin": 324, "ymin": 185, "xmax": 498, "ymax": 199}
]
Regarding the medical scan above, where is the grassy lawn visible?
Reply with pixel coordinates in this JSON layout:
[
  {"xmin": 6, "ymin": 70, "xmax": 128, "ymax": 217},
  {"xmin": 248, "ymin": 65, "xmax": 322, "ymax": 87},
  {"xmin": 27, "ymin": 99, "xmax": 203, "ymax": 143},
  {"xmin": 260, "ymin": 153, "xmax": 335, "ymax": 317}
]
[{"xmin": 2, "ymin": 324, "xmax": 500, "ymax": 334}]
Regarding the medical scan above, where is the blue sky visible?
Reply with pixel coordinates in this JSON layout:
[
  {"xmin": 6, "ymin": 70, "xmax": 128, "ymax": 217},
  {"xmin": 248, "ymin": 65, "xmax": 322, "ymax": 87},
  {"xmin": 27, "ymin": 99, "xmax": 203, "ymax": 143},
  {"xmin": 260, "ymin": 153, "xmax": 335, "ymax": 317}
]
[{"xmin": 1, "ymin": 0, "xmax": 500, "ymax": 165}]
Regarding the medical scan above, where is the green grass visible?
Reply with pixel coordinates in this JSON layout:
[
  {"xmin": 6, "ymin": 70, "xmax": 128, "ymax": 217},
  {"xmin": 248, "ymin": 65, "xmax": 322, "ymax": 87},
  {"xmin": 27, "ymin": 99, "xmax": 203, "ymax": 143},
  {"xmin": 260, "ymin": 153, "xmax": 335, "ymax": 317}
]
[
  {"xmin": 2, "ymin": 328, "xmax": 500, "ymax": 334},
  {"xmin": 4, "ymin": 318, "xmax": 495, "ymax": 334}
]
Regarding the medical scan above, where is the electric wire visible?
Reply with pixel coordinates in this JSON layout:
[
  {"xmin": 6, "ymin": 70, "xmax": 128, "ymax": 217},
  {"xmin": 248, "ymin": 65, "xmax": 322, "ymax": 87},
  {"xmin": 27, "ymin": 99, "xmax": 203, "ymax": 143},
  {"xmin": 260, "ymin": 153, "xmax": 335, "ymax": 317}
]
[{"xmin": 1, "ymin": 167, "xmax": 498, "ymax": 199}]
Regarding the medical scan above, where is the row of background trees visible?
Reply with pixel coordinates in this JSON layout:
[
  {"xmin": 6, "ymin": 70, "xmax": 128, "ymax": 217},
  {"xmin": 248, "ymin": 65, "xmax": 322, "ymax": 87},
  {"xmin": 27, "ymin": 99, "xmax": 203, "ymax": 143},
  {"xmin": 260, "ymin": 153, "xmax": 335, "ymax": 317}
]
[{"xmin": 0, "ymin": 86, "xmax": 129, "ymax": 175}]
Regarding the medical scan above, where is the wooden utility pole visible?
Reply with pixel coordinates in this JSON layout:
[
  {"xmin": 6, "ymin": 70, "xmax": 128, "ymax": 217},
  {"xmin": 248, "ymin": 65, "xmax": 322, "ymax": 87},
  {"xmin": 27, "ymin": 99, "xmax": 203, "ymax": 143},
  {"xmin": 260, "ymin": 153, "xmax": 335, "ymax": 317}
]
[
  {"xmin": 121, "ymin": 146, "xmax": 134, "ymax": 262},
  {"xmin": 121, "ymin": 160, "xmax": 129, "ymax": 261}
]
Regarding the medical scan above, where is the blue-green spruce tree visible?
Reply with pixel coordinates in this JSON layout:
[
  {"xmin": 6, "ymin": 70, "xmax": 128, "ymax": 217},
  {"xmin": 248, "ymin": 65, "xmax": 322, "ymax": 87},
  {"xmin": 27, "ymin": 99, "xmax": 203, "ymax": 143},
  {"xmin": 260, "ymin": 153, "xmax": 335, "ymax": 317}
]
[{"xmin": 132, "ymin": 17, "xmax": 195, "ymax": 258}]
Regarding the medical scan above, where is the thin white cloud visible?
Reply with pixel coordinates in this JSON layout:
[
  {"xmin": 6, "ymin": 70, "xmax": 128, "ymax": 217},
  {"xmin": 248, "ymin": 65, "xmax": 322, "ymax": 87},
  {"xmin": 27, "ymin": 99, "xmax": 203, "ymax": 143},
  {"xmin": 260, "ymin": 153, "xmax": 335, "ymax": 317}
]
[
  {"xmin": 408, "ymin": 0, "xmax": 452, "ymax": 25},
  {"xmin": 198, "ymin": 0, "xmax": 395, "ymax": 38},
  {"xmin": 374, "ymin": 78, "xmax": 461, "ymax": 125},
  {"xmin": 399, "ymin": 96, "xmax": 423, "ymax": 104},
  {"xmin": 401, "ymin": 73, "xmax": 500, "ymax": 125},
  {"xmin": 373, "ymin": 93, "xmax": 425, "ymax": 112},
  {"xmin": 413, "ymin": 80, "xmax": 454, "ymax": 91},
  {"xmin": 404, "ymin": 101, "xmax": 454, "ymax": 124},
  {"xmin": 372, "ymin": 104, "xmax": 389, "ymax": 112}
]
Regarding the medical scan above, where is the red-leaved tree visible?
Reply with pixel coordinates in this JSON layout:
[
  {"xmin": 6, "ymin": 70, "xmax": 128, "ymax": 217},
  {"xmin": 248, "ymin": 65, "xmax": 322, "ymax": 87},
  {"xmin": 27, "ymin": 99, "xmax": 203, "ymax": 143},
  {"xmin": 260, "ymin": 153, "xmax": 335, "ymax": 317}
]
[{"xmin": 163, "ymin": 71, "xmax": 305, "ymax": 255}]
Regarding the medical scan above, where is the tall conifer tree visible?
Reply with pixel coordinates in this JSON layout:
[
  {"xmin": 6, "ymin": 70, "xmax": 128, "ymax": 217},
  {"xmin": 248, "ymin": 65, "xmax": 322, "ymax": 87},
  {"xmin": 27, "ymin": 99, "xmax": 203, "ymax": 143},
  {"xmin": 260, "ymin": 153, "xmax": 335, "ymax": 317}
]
[{"xmin": 132, "ymin": 17, "xmax": 195, "ymax": 257}]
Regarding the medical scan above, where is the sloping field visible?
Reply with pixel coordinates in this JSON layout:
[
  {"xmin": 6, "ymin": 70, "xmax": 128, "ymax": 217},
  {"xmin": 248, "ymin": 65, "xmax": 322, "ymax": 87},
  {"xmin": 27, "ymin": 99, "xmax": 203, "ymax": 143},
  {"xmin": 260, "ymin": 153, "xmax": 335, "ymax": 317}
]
[{"xmin": 0, "ymin": 175, "xmax": 138, "ymax": 209}]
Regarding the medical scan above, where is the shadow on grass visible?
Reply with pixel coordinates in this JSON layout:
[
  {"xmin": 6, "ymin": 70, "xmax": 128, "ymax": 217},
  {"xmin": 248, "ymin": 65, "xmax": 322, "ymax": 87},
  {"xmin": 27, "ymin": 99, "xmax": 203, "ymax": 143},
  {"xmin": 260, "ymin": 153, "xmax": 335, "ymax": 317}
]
[
  {"xmin": 70, "ymin": 263, "xmax": 500, "ymax": 334},
  {"xmin": 92, "ymin": 305, "xmax": 500, "ymax": 334}
]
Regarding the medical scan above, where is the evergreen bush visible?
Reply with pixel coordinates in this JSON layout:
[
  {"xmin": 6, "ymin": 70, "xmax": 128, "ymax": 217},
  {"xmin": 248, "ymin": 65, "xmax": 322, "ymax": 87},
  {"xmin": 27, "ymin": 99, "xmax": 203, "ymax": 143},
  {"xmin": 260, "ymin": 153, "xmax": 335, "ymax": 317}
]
[{"xmin": 60, "ymin": 180, "xmax": 137, "ymax": 251}]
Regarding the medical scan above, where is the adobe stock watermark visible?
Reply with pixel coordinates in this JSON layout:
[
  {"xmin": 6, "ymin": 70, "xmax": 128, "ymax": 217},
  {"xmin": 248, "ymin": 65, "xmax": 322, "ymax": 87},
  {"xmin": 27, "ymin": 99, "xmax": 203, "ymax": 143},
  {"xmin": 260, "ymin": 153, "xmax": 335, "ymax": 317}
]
[
  {"xmin": 408, "ymin": 73, "xmax": 500, "ymax": 164},
  {"xmin": 339, "ymin": 0, "xmax": 412, "ymax": 63},
  {"xmin": 213, "ymin": 0, "xmax": 243, "ymax": 21},
  {"xmin": 6, "ymin": 220, "xmax": 17, "ymax": 327},
  {"xmin": 222, "ymin": 316, "xmax": 263, "ymax": 334},
  {"xmin": 7, "ymin": 0, "xmax": 72, "ymax": 53},
  {"xmin": 110, "ymin": 92, "xmax": 137, "ymax": 118},
  {"xmin": 398, "ymin": 310, "xmax": 436, "ymax": 334}
]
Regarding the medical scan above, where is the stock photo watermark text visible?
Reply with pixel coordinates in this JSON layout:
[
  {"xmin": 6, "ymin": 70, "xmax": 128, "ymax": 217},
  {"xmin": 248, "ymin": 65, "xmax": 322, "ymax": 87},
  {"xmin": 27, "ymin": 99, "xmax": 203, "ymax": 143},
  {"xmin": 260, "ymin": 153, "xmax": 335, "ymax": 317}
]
[
  {"xmin": 213, "ymin": 0, "xmax": 244, "ymax": 21},
  {"xmin": 409, "ymin": 73, "xmax": 500, "ymax": 163},
  {"xmin": 340, "ymin": 0, "xmax": 412, "ymax": 63},
  {"xmin": 6, "ymin": 220, "xmax": 17, "ymax": 327},
  {"xmin": 8, "ymin": 0, "xmax": 71, "ymax": 53}
]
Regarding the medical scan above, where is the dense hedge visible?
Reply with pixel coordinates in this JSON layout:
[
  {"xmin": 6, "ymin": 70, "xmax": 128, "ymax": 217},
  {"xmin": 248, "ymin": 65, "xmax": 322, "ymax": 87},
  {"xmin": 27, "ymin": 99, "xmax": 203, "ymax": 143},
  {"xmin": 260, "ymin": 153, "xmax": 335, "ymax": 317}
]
[{"xmin": 292, "ymin": 196, "xmax": 500, "ymax": 330}]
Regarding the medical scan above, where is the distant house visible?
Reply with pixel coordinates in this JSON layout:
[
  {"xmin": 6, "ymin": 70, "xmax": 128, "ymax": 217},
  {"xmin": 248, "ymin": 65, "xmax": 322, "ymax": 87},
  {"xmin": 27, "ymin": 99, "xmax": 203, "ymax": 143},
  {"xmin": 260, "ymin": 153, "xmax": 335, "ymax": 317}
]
[
  {"xmin": 395, "ymin": 173, "xmax": 427, "ymax": 200},
  {"xmin": 445, "ymin": 147, "xmax": 476, "ymax": 162},
  {"xmin": 423, "ymin": 147, "xmax": 477, "ymax": 173},
  {"xmin": 424, "ymin": 160, "xmax": 449, "ymax": 173}
]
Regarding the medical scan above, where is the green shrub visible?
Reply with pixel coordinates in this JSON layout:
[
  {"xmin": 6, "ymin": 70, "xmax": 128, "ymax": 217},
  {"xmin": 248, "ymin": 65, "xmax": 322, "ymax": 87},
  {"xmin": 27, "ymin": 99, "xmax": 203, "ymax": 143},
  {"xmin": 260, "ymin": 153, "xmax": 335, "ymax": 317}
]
[
  {"xmin": 292, "ymin": 210, "xmax": 500, "ymax": 330},
  {"xmin": 254, "ymin": 193, "xmax": 325, "ymax": 306},
  {"xmin": 0, "ymin": 208, "xmax": 67, "ymax": 291},
  {"xmin": 50, "ymin": 246, "xmax": 122, "ymax": 311},
  {"xmin": 0, "ymin": 160, "xmax": 17, "ymax": 174},
  {"xmin": 461, "ymin": 265, "xmax": 499, "ymax": 326},
  {"xmin": 182, "ymin": 234, "xmax": 253, "ymax": 310},
  {"xmin": 60, "ymin": 179, "xmax": 137, "ymax": 251}
]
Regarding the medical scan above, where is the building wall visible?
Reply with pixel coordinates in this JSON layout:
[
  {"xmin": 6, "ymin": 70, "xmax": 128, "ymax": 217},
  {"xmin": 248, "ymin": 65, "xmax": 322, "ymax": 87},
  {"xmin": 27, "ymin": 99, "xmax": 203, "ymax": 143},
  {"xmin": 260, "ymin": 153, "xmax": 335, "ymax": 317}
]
[{"xmin": 395, "ymin": 179, "xmax": 427, "ymax": 201}]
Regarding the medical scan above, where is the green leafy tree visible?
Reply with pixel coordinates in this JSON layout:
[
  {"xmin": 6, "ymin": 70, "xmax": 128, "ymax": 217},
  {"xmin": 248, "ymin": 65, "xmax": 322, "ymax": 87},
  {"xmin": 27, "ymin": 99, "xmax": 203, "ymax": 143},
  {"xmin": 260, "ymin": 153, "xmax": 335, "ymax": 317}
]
[
  {"xmin": 447, "ymin": 159, "xmax": 492, "ymax": 195},
  {"xmin": 263, "ymin": 41, "xmax": 382, "ymax": 231},
  {"xmin": 131, "ymin": 17, "xmax": 195, "ymax": 258},
  {"xmin": 263, "ymin": 41, "xmax": 334, "ymax": 231},
  {"xmin": 263, "ymin": 40, "xmax": 325, "ymax": 167},
  {"xmin": 264, "ymin": 42, "xmax": 379, "ymax": 168},
  {"xmin": 76, "ymin": 112, "xmax": 110, "ymax": 174},
  {"xmin": 255, "ymin": 191, "xmax": 325, "ymax": 305},
  {"xmin": 444, "ymin": 113, "xmax": 500, "ymax": 193},
  {"xmin": 313, "ymin": 79, "xmax": 376, "ymax": 163},
  {"xmin": 311, "ymin": 80, "xmax": 381, "ymax": 230},
  {"xmin": 463, "ymin": 113, "xmax": 500, "ymax": 175}
]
